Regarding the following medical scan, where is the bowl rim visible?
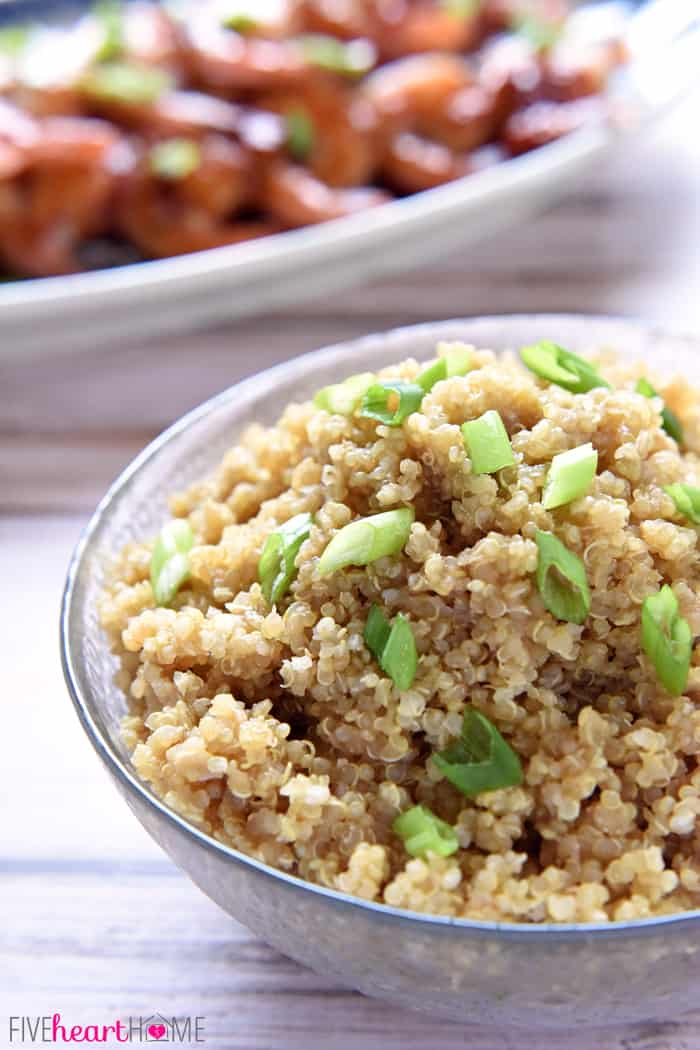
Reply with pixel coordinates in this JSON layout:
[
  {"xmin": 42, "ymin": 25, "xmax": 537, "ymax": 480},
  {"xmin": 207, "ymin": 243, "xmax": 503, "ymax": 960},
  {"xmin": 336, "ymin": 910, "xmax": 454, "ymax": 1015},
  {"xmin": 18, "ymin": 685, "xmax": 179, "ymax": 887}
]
[{"xmin": 60, "ymin": 313, "xmax": 700, "ymax": 939}]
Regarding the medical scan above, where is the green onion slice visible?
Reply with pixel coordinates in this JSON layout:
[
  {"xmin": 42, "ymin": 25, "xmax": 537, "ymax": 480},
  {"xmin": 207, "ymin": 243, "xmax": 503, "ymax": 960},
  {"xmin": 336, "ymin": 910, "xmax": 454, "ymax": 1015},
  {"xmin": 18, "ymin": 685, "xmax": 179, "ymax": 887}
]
[
  {"xmin": 520, "ymin": 342, "xmax": 610, "ymax": 394},
  {"xmin": 535, "ymin": 529, "xmax": 590, "ymax": 624},
  {"xmin": 0, "ymin": 26, "xmax": 30, "ymax": 55},
  {"xmin": 415, "ymin": 358, "xmax": 445, "ymax": 394},
  {"xmin": 359, "ymin": 381, "xmax": 424, "ymax": 427},
  {"xmin": 393, "ymin": 804, "xmax": 458, "ymax": 858},
  {"xmin": 296, "ymin": 34, "xmax": 376, "ymax": 76},
  {"xmin": 151, "ymin": 519, "xmax": 194, "ymax": 606},
  {"xmin": 434, "ymin": 708, "xmax": 523, "ymax": 798},
  {"xmin": 416, "ymin": 343, "xmax": 473, "ymax": 393},
  {"xmin": 224, "ymin": 14, "xmax": 257, "ymax": 32},
  {"xmin": 221, "ymin": 7, "xmax": 258, "ymax": 32},
  {"xmin": 314, "ymin": 372, "xmax": 376, "ymax": 416},
  {"xmin": 442, "ymin": 0, "xmax": 481, "ymax": 18},
  {"xmin": 93, "ymin": 0, "xmax": 123, "ymax": 61},
  {"xmin": 286, "ymin": 107, "xmax": 314, "ymax": 162},
  {"xmin": 462, "ymin": 409, "xmax": 515, "ymax": 474},
  {"xmin": 511, "ymin": 12, "xmax": 562, "ymax": 51},
  {"xmin": 149, "ymin": 138, "xmax": 201, "ymax": 180},
  {"xmin": 665, "ymin": 483, "xmax": 700, "ymax": 526},
  {"xmin": 542, "ymin": 442, "xmax": 598, "ymax": 510},
  {"xmin": 258, "ymin": 512, "xmax": 312, "ymax": 607},
  {"xmin": 82, "ymin": 62, "xmax": 174, "ymax": 105},
  {"xmin": 364, "ymin": 604, "xmax": 417, "ymax": 691},
  {"xmin": 641, "ymin": 585, "xmax": 692, "ymax": 697},
  {"xmin": 317, "ymin": 507, "xmax": 414, "ymax": 577},
  {"xmin": 635, "ymin": 377, "xmax": 683, "ymax": 444}
]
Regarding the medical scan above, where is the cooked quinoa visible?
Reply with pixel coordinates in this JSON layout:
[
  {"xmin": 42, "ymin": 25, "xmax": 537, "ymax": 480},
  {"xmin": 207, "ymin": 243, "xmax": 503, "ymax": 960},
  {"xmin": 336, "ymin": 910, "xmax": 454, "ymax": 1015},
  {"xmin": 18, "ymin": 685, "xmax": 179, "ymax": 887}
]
[{"xmin": 99, "ymin": 339, "xmax": 700, "ymax": 923}]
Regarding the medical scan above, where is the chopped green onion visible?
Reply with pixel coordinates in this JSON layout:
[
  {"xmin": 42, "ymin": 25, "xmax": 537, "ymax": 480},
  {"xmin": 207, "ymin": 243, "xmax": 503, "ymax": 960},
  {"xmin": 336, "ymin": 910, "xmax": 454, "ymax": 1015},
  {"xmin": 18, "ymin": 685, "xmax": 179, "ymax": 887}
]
[
  {"xmin": 520, "ymin": 342, "xmax": 610, "ymax": 394},
  {"xmin": 296, "ymin": 34, "xmax": 376, "ymax": 77},
  {"xmin": 359, "ymin": 381, "xmax": 424, "ymax": 427},
  {"xmin": 641, "ymin": 585, "xmax": 692, "ymax": 697},
  {"xmin": 0, "ymin": 26, "xmax": 30, "ymax": 55},
  {"xmin": 416, "ymin": 358, "xmax": 445, "ymax": 393},
  {"xmin": 535, "ymin": 529, "xmax": 590, "ymax": 624},
  {"xmin": 416, "ymin": 343, "xmax": 473, "ymax": 393},
  {"xmin": 93, "ymin": 0, "xmax": 123, "ymax": 61},
  {"xmin": 635, "ymin": 377, "xmax": 683, "ymax": 444},
  {"xmin": 462, "ymin": 410, "xmax": 515, "ymax": 474},
  {"xmin": 314, "ymin": 372, "xmax": 376, "ymax": 416},
  {"xmin": 221, "ymin": 10, "xmax": 257, "ymax": 32},
  {"xmin": 665, "ymin": 483, "xmax": 700, "ymax": 525},
  {"xmin": 149, "ymin": 138, "xmax": 201, "ymax": 180},
  {"xmin": 286, "ymin": 107, "xmax": 315, "ymax": 162},
  {"xmin": 364, "ymin": 604, "xmax": 417, "ymax": 691},
  {"xmin": 258, "ymin": 512, "xmax": 313, "ymax": 607},
  {"xmin": 442, "ymin": 0, "xmax": 481, "ymax": 18},
  {"xmin": 511, "ymin": 12, "xmax": 562, "ymax": 51},
  {"xmin": 442, "ymin": 342, "xmax": 473, "ymax": 376},
  {"xmin": 542, "ymin": 442, "xmax": 598, "ymax": 510},
  {"xmin": 82, "ymin": 62, "xmax": 174, "ymax": 105},
  {"xmin": 365, "ymin": 603, "xmax": 391, "ymax": 657},
  {"xmin": 317, "ymin": 507, "xmax": 414, "ymax": 577},
  {"xmin": 433, "ymin": 708, "xmax": 523, "ymax": 798},
  {"xmin": 151, "ymin": 519, "xmax": 194, "ymax": 606},
  {"xmin": 393, "ymin": 804, "xmax": 458, "ymax": 858}
]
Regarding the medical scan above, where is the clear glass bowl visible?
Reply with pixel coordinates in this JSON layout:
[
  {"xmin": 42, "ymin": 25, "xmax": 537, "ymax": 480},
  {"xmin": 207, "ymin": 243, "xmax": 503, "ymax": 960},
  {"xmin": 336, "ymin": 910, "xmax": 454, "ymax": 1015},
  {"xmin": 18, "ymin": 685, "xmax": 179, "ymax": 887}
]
[{"xmin": 61, "ymin": 315, "xmax": 700, "ymax": 1028}]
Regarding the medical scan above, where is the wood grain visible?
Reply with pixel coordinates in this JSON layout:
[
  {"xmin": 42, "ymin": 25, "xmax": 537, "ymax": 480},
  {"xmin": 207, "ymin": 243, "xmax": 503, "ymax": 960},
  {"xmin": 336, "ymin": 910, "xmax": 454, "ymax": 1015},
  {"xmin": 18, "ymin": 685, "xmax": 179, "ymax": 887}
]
[
  {"xmin": 5, "ymin": 868, "xmax": 700, "ymax": 1050},
  {"xmin": 4, "ymin": 88, "xmax": 700, "ymax": 1049}
]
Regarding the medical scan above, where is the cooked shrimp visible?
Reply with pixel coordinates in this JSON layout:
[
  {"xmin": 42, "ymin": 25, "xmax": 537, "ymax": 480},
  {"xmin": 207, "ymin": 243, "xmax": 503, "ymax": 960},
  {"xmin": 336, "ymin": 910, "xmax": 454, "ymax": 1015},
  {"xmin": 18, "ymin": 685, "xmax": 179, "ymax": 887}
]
[
  {"xmin": 114, "ymin": 132, "xmax": 260, "ymax": 257},
  {"xmin": 122, "ymin": 2, "xmax": 183, "ymax": 69},
  {"xmin": 381, "ymin": 131, "xmax": 469, "ymax": 193},
  {"xmin": 0, "ymin": 0, "xmax": 625, "ymax": 277},
  {"xmin": 542, "ymin": 40, "xmax": 626, "ymax": 102},
  {"xmin": 503, "ymin": 97, "xmax": 604, "ymax": 155},
  {"xmin": 0, "ymin": 216, "xmax": 81, "ymax": 274},
  {"xmin": 28, "ymin": 116, "xmax": 120, "ymax": 165},
  {"xmin": 143, "ymin": 90, "xmax": 242, "ymax": 136},
  {"xmin": 0, "ymin": 114, "xmax": 119, "ymax": 274},
  {"xmin": 365, "ymin": 53, "xmax": 473, "ymax": 126},
  {"xmin": 365, "ymin": 53, "xmax": 497, "ymax": 189},
  {"xmin": 117, "ymin": 172, "xmax": 278, "ymax": 258},
  {"xmin": 0, "ymin": 98, "xmax": 40, "ymax": 151},
  {"xmin": 258, "ymin": 83, "xmax": 381, "ymax": 186},
  {"xmin": 22, "ymin": 119, "xmax": 117, "ymax": 235},
  {"xmin": 184, "ymin": 19, "xmax": 307, "ymax": 91},
  {"xmin": 480, "ymin": 0, "xmax": 567, "ymax": 33},
  {"xmin": 478, "ymin": 35, "xmax": 542, "ymax": 126},
  {"xmin": 258, "ymin": 161, "xmax": 390, "ymax": 225},
  {"xmin": 170, "ymin": 135, "xmax": 254, "ymax": 219},
  {"xmin": 0, "ymin": 142, "xmax": 26, "ymax": 180},
  {"xmin": 297, "ymin": 0, "xmax": 372, "ymax": 41},
  {"xmin": 366, "ymin": 51, "xmax": 498, "ymax": 151},
  {"xmin": 27, "ymin": 163, "xmax": 113, "ymax": 239},
  {"xmin": 370, "ymin": 1, "xmax": 481, "ymax": 59}
]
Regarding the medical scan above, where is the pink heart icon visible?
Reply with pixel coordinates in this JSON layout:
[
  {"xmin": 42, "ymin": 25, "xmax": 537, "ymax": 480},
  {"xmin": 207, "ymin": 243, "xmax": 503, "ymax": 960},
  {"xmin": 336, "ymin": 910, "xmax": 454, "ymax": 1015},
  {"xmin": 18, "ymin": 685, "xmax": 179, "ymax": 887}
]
[{"xmin": 148, "ymin": 1024, "xmax": 166, "ymax": 1040}]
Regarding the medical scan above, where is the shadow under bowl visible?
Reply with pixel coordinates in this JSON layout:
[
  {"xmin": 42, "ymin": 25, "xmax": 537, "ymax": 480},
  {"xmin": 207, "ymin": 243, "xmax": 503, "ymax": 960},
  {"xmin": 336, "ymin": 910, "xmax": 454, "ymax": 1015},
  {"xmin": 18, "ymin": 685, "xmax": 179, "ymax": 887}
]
[{"xmin": 61, "ymin": 314, "xmax": 700, "ymax": 1028}]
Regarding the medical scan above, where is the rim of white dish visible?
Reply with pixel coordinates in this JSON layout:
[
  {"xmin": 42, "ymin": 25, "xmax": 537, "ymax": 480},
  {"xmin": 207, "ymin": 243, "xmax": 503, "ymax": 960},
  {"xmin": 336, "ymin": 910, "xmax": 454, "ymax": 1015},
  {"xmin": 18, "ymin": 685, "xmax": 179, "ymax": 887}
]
[{"xmin": 61, "ymin": 314, "xmax": 700, "ymax": 937}]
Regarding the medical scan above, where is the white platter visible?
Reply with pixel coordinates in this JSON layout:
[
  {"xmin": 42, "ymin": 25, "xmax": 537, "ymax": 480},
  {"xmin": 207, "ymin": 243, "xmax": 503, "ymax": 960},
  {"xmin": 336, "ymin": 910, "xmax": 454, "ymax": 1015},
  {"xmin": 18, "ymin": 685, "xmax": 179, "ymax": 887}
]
[{"xmin": 0, "ymin": 0, "xmax": 698, "ymax": 358}]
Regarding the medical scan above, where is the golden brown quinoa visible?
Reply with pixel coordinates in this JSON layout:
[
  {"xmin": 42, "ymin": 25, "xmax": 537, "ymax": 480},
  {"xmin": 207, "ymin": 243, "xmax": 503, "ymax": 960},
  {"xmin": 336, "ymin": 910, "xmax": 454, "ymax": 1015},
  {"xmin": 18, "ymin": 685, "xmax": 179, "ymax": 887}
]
[{"xmin": 99, "ymin": 342, "xmax": 700, "ymax": 923}]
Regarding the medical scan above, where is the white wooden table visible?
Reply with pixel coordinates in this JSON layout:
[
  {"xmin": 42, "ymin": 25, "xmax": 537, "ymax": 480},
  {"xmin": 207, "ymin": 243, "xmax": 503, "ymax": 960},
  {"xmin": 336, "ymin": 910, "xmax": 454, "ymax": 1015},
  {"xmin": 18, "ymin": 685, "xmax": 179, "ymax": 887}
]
[{"xmin": 3, "ymin": 92, "xmax": 700, "ymax": 1048}]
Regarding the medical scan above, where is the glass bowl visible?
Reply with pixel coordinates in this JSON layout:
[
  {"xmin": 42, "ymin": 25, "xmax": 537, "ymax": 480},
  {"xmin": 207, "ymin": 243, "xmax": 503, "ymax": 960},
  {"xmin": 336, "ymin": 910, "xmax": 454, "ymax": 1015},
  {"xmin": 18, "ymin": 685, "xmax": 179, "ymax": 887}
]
[{"xmin": 61, "ymin": 315, "xmax": 700, "ymax": 1028}]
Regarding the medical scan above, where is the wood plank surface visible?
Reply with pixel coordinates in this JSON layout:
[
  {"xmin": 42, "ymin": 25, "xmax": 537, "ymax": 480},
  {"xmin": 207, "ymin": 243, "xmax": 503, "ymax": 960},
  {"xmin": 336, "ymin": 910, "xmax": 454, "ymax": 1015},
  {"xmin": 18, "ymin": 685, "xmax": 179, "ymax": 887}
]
[{"xmin": 3, "ymin": 87, "xmax": 700, "ymax": 1049}]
